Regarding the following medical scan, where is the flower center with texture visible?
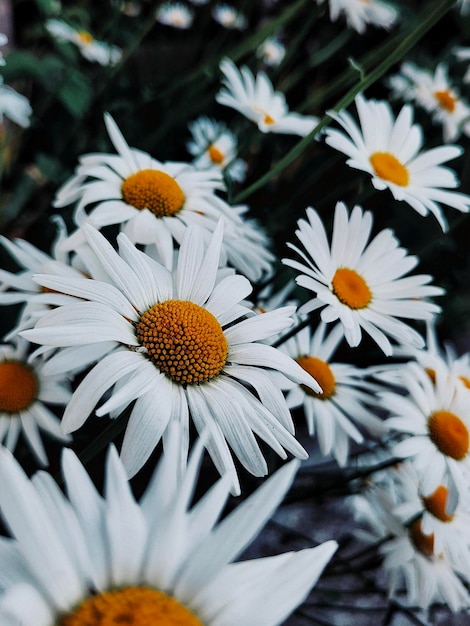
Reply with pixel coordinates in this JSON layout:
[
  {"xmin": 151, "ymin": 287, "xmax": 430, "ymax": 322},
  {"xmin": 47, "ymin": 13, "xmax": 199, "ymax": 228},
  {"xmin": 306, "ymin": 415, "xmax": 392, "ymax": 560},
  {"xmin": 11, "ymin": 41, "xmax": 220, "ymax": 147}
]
[
  {"xmin": 297, "ymin": 356, "xmax": 335, "ymax": 399},
  {"xmin": 369, "ymin": 152, "xmax": 409, "ymax": 186},
  {"xmin": 121, "ymin": 170, "xmax": 185, "ymax": 217},
  {"xmin": 0, "ymin": 361, "xmax": 38, "ymax": 413},
  {"xmin": 208, "ymin": 145, "xmax": 225, "ymax": 164},
  {"xmin": 409, "ymin": 519, "xmax": 434, "ymax": 558},
  {"xmin": 57, "ymin": 586, "xmax": 203, "ymax": 626},
  {"xmin": 136, "ymin": 300, "xmax": 228, "ymax": 385},
  {"xmin": 422, "ymin": 485, "xmax": 454, "ymax": 522},
  {"xmin": 428, "ymin": 410, "xmax": 469, "ymax": 460},
  {"xmin": 434, "ymin": 90, "xmax": 456, "ymax": 112},
  {"xmin": 331, "ymin": 268, "xmax": 372, "ymax": 309},
  {"xmin": 77, "ymin": 31, "xmax": 94, "ymax": 45}
]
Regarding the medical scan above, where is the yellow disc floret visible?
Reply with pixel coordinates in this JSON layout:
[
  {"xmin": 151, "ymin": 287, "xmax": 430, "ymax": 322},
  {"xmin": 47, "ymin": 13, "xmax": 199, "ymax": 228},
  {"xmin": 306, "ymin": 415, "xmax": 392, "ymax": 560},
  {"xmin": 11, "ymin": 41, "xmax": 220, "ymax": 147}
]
[
  {"xmin": 121, "ymin": 170, "xmax": 185, "ymax": 217},
  {"xmin": 208, "ymin": 145, "xmax": 224, "ymax": 165},
  {"xmin": 136, "ymin": 300, "xmax": 228, "ymax": 385},
  {"xmin": 0, "ymin": 361, "xmax": 38, "ymax": 413},
  {"xmin": 434, "ymin": 90, "xmax": 456, "ymax": 113},
  {"xmin": 422, "ymin": 485, "xmax": 454, "ymax": 522},
  {"xmin": 428, "ymin": 410, "xmax": 469, "ymax": 460},
  {"xmin": 409, "ymin": 519, "xmax": 434, "ymax": 558},
  {"xmin": 370, "ymin": 152, "xmax": 410, "ymax": 187},
  {"xmin": 77, "ymin": 31, "xmax": 94, "ymax": 45},
  {"xmin": 331, "ymin": 267, "xmax": 372, "ymax": 309},
  {"xmin": 297, "ymin": 356, "xmax": 335, "ymax": 399},
  {"xmin": 58, "ymin": 586, "xmax": 203, "ymax": 626}
]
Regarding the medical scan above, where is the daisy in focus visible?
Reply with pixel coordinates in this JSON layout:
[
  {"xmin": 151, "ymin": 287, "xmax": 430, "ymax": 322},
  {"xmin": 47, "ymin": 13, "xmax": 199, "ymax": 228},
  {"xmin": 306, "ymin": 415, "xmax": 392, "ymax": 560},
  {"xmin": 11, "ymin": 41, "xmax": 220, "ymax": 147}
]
[
  {"xmin": 212, "ymin": 4, "xmax": 247, "ymax": 29},
  {"xmin": 256, "ymin": 36, "xmax": 286, "ymax": 68},
  {"xmin": 0, "ymin": 337, "xmax": 71, "ymax": 465},
  {"xmin": 279, "ymin": 320, "xmax": 385, "ymax": 466},
  {"xmin": 316, "ymin": 0, "xmax": 398, "ymax": 34},
  {"xmin": 324, "ymin": 94, "xmax": 470, "ymax": 230},
  {"xmin": 0, "ymin": 424, "xmax": 338, "ymax": 626},
  {"xmin": 45, "ymin": 19, "xmax": 122, "ymax": 65},
  {"xmin": 22, "ymin": 221, "xmax": 319, "ymax": 494},
  {"xmin": 216, "ymin": 57, "xmax": 319, "ymax": 136},
  {"xmin": 283, "ymin": 202, "xmax": 443, "ymax": 356},
  {"xmin": 155, "ymin": 2, "xmax": 194, "ymax": 29}
]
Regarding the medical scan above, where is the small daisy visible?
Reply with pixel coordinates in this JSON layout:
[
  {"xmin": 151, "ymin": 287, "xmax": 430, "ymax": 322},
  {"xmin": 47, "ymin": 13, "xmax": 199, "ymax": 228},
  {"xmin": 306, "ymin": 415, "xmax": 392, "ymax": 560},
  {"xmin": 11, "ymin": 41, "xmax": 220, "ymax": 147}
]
[
  {"xmin": 0, "ymin": 336, "xmax": 71, "ymax": 465},
  {"xmin": 155, "ymin": 2, "xmax": 194, "ymax": 29},
  {"xmin": 384, "ymin": 361, "xmax": 470, "ymax": 510},
  {"xmin": 0, "ymin": 424, "xmax": 338, "ymax": 626},
  {"xmin": 324, "ymin": 94, "xmax": 470, "ymax": 231},
  {"xmin": 256, "ymin": 36, "xmax": 286, "ymax": 68},
  {"xmin": 216, "ymin": 57, "xmax": 319, "ymax": 136},
  {"xmin": 22, "ymin": 221, "xmax": 320, "ymax": 494},
  {"xmin": 212, "ymin": 4, "xmax": 247, "ymax": 29},
  {"xmin": 45, "ymin": 19, "xmax": 122, "ymax": 65},
  {"xmin": 316, "ymin": 0, "xmax": 398, "ymax": 34},
  {"xmin": 186, "ymin": 116, "xmax": 247, "ymax": 183},
  {"xmin": 283, "ymin": 202, "xmax": 443, "ymax": 356},
  {"xmin": 280, "ymin": 320, "xmax": 385, "ymax": 466},
  {"xmin": 0, "ymin": 76, "xmax": 32, "ymax": 128}
]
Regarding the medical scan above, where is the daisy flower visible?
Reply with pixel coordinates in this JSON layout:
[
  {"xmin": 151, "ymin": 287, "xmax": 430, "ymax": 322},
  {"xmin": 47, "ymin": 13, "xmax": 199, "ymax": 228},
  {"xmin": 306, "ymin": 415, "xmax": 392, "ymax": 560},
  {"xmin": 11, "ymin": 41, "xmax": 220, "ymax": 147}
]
[
  {"xmin": 45, "ymin": 19, "xmax": 122, "ymax": 65},
  {"xmin": 384, "ymin": 361, "xmax": 470, "ymax": 511},
  {"xmin": 279, "ymin": 320, "xmax": 385, "ymax": 466},
  {"xmin": 324, "ymin": 94, "xmax": 470, "ymax": 231},
  {"xmin": 216, "ymin": 57, "xmax": 319, "ymax": 136},
  {"xmin": 256, "ymin": 36, "xmax": 286, "ymax": 68},
  {"xmin": 0, "ymin": 423, "xmax": 338, "ymax": 626},
  {"xmin": 282, "ymin": 202, "xmax": 443, "ymax": 356},
  {"xmin": 212, "ymin": 4, "xmax": 247, "ymax": 30},
  {"xmin": 0, "ymin": 76, "xmax": 32, "ymax": 128},
  {"xmin": 22, "ymin": 221, "xmax": 319, "ymax": 494},
  {"xmin": 316, "ymin": 0, "xmax": 398, "ymax": 34},
  {"xmin": 186, "ymin": 116, "xmax": 247, "ymax": 183},
  {"xmin": 0, "ymin": 336, "xmax": 71, "ymax": 465},
  {"xmin": 155, "ymin": 2, "xmax": 194, "ymax": 29},
  {"xmin": 54, "ymin": 113, "xmax": 270, "ymax": 281}
]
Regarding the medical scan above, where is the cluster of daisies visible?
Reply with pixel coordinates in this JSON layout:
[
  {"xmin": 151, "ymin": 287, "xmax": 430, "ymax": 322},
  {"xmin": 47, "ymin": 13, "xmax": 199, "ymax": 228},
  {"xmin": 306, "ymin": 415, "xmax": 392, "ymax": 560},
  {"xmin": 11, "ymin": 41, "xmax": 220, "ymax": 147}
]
[{"xmin": 1, "ymin": 1, "xmax": 470, "ymax": 624}]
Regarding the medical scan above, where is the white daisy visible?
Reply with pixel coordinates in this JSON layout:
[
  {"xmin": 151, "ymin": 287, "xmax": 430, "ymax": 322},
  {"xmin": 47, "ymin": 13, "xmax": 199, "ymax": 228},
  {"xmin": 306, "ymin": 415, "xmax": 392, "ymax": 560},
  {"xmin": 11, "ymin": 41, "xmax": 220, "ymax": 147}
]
[
  {"xmin": 186, "ymin": 116, "xmax": 247, "ymax": 183},
  {"xmin": 256, "ymin": 36, "xmax": 286, "ymax": 68},
  {"xmin": 54, "ymin": 113, "xmax": 270, "ymax": 281},
  {"xmin": 212, "ymin": 4, "xmax": 247, "ymax": 29},
  {"xmin": 316, "ymin": 0, "xmax": 398, "ymax": 34},
  {"xmin": 282, "ymin": 202, "xmax": 443, "ymax": 356},
  {"xmin": 0, "ymin": 336, "xmax": 71, "ymax": 465},
  {"xmin": 216, "ymin": 57, "xmax": 319, "ymax": 136},
  {"xmin": 324, "ymin": 94, "xmax": 470, "ymax": 231},
  {"xmin": 279, "ymin": 320, "xmax": 385, "ymax": 466},
  {"xmin": 384, "ymin": 360, "xmax": 470, "ymax": 510},
  {"xmin": 45, "ymin": 19, "xmax": 122, "ymax": 65},
  {"xmin": 0, "ymin": 424, "xmax": 338, "ymax": 626},
  {"xmin": 155, "ymin": 2, "xmax": 194, "ymax": 28},
  {"xmin": 21, "ymin": 221, "xmax": 320, "ymax": 494},
  {"xmin": 0, "ymin": 76, "xmax": 32, "ymax": 128}
]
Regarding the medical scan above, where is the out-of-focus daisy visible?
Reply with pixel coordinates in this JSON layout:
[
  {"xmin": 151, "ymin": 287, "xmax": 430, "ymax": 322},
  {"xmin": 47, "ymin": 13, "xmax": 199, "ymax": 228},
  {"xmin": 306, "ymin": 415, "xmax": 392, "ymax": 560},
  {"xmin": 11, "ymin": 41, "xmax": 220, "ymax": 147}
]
[
  {"xmin": 283, "ymin": 202, "xmax": 443, "ymax": 356},
  {"xmin": 216, "ymin": 57, "xmax": 319, "ymax": 136},
  {"xmin": 0, "ymin": 33, "xmax": 8, "ymax": 66},
  {"xmin": 316, "ymin": 0, "xmax": 398, "ymax": 34},
  {"xmin": 0, "ymin": 77, "xmax": 32, "ymax": 128},
  {"xmin": 279, "ymin": 320, "xmax": 385, "ymax": 465},
  {"xmin": 212, "ymin": 4, "xmax": 247, "ymax": 29},
  {"xmin": 0, "ymin": 337, "xmax": 71, "ymax": 465},
  {"xmin": 388, "ymin": 62, "xmax": 470, "ymax": 142},
  {"xmin": 45, "ymin": 19, "xmax": 122, "ymax": 65},
  {"xmin": 458, "ymin": 0, "xmax": 470, "ymax": 15},
  {"xmin": 384, "ymin": 361, "xmax": 470, "ymax": 510},
  {"xmin": 0, "ymin": 424, "xmax": 338, "ymax": 626},
  {"xmin": 324, "ymin": 94, "xmax": 470, "ymax": 231},
  {"xmin": 256, "ymin": 36, "xmax": 286, "ymax": 68},
  {"xmin": 186, "ymin": 116, "xmax": 247, "ymax": 183},
  {"xmin": 54, "ymin": 113, "xmax": 271, "ymax": 281},
  {"xmin": 22, "ymin": 222, "xmax": 319, "ymax": 494},
  {"xmin": 454, "ymin": 46, "xmax": 470, "ymax": 83},
  {"xmin": 155, "ymin": 2, "xmax": 194, "ymax": 28}
]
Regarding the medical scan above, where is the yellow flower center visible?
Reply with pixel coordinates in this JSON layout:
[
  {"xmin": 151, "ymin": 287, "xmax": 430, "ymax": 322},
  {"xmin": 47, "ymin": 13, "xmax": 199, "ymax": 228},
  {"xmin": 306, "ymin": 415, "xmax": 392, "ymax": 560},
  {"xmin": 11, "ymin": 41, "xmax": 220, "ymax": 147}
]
[
  {"xmin": 252, "ymin": 106, "xmax": 276, "ymax": 125},
  {"xmin": 135, "ymin": 300, "xmax": 228, "ymax": 385},
  {"xmin": 121, "ymin": 170, "xmax": 185, "ymax": 217},
  {"xmin": 77, "ymin": 31, "xmax": 94, "ymax": 45},
  {"xmin": 434, "ymin": 90, "xmax": 456, "ymax": 113},
  {"xmin": 0, "ymin": 361, "xmax": 38, "ymax": 413},
  {"xmin": 459, "ymin": 375, "xmax": 470, "ymax": 389},
  {"xmin": 409, "ymin": 519, "xmax": 434, "ymax": 558},
  {"xmin": 425, "ymin": 368, "xmax": 436, "ymax": 384},
  {"xmin": 428, "ymin": 410, "xmax": 469, "ymax": 460},
  {"xmin": 369, "ymin": 152, "xmax": 409, "ymax": 187},
  {"xmin": 57, "ymin": 586, "xmax": 203, "ymax": 626},
  {"xmin": 208, "ymin": 145, "xmax": 225, "ymax": 165},
  {"xmin": 297, "ymin": 356, "xmax": 335, "ymax": 399},
  {"xmin": 422, "ymin": 485, "xmax": 454, "ymax": 522},
  {"xmin": 331, "ymin": 267, "xmax": 372, "ymax": 309}
]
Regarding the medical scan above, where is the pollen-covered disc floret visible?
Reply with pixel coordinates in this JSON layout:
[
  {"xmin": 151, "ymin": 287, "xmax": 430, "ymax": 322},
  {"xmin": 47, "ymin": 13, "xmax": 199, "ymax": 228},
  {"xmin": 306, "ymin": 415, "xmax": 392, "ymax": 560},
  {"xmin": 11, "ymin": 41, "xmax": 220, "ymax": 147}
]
[
  {"xmin": 297, "ymin": 356, "xmax": 336, "ymax": 399},
  {"xmin": 331, "ymin": 268, "xmax": 372, "ymax": 309},
  {"xmin": 0, "ymin": 360, "xmax": 38, "ymax": 412},
  {"xmin": 121, "ymin": 169, "xmax": 185, "ymax": 217},
  {"xmin": 428, "ymin": 410, "xmax": 469, "ymax": 461},
  {"xmin": 59, "ymin": 586, "xmax": 203, "ymax": 626},
  {"xmin": 422, "ymin": 485, "xmax": 454, "ymax": 522},
  {"xmin": 136, "ymin": 300, "xmax": 228, "ymax": 385}
]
